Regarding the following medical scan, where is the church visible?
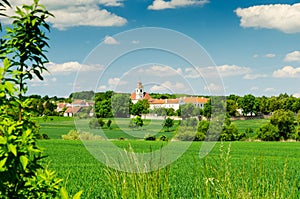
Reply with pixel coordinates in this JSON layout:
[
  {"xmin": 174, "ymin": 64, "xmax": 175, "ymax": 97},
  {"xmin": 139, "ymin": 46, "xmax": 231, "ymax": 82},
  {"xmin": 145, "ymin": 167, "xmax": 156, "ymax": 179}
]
[{"xmin": 130, "ymin": 82, "xmax": 209, "ymax": 111}]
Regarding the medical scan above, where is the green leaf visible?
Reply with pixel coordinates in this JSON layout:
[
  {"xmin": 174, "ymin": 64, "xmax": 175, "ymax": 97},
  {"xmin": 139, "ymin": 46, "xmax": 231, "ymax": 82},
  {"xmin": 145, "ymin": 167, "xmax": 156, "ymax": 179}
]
[
  {"xmin": 72, "ymin": 190, "xmax": 83, "ymax": 199},
  {"xmin": 20, "ymin": 155, "xmax": 29, "ymax": 170},
  {"xmin": 60, "ymin": 187, "xmax": 69, "ymax": 199},
  {"xmin": 8, "ymin": 144, "xmax": 17, "ymax": 156},
  {"xmin": 0, "ymin": 157, "xmax": 7, "ymax": 171},
  {"xmin": 0, "ymin": 136, "xmax": 6, "ymax": 145}
]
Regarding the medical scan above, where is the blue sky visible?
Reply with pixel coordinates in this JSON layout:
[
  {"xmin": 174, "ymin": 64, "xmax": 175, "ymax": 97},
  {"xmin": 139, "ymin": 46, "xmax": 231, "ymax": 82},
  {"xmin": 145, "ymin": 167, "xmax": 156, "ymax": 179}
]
[{"xmin": 2, "ymin": 0, "xmax": 300, "ymax": 97}]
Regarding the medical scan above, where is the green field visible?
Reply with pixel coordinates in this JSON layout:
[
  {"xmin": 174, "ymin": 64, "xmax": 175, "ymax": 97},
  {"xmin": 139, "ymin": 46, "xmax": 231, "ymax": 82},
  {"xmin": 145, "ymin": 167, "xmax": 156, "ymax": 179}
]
[
  {"xmin": 39, "ymin": 140, "xmax": 300, "ymax": 198},
  {"xmin": 35, "ymin": 117, "xmax": 300, "ymax": 198},
  {"xmin": 37, "ymin": 116, "xmax": 269, "ymax": 140},
  {"xmin": 37, "ymin": 116, "xmax": 177, "ymax": 140}
]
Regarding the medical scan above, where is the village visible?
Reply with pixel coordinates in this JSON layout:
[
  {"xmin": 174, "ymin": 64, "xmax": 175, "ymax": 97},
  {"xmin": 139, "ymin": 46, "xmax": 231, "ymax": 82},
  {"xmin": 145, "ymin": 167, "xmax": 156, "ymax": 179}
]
[{"xmin": 57, "ymin": 82, "xmax": 209, "ymax": 118}]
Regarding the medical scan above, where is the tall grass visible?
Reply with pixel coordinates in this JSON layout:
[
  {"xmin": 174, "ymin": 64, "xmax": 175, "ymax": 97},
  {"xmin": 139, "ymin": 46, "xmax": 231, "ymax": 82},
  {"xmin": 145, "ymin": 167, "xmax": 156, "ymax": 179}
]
[
  {"xmin": 102, "ymin": 145, "xmax": 171, "ymax": 199},
  {"xmin": 101, "ymin": 143, "xmax": 299, "ymax": 199},
  {"xmin": 194, "ymin": 143, "xmax": 299, "ymax": 199}
]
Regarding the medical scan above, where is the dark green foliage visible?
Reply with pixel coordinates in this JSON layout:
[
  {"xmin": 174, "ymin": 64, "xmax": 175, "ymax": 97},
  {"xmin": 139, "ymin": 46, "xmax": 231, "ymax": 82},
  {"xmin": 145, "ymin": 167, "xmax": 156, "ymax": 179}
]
[
  {"xmin": 257, "ymin": 123, "xmax": 280, "ymax": 141},
  {"xmin": 107, "ymin": 119, "xmax": 112, "ymax": 128},
  {"xmin": 144, "ymin": 135, "xmax": 156, "ymax": 141},
  {"xmin": 159, "ymin": 135, "xmax": 168, "ymax": 141},
  {"xmin": 131, "ymin": 99, "xmax": 149, "ymax": 116},
  {"xmin": 270, "ymin": 109, "xmax": 295, "ymax": 139},
  {"xmin": 162, "ymin": 118, "xmax": 174, "ymax": 131},
  {"xmin": 238, "ymin": 94, "xmax": 259, "ymax": 116},
  {"xmin": 149, "ymin": 93, "xmax": 177, "ymax": 99},
  {"xmin": 89, "ymin": 118, "xmax": 105, "ymax": 129},
  {"xmin": 94, "ymin": 91, "xmax": 114, "ymax": 118},
  {"xmin": 111, "ymin": 93, "xmax": 131, "ymax": 118},
  {"xmin": 226, "ymin": 99, "xmax": 238, "ymax": 117},
  {"xmin": 129, "ymin": 116, "xmax": 144, "ymax": 128},
  {"xmin": 70, "ymin": 91, "xmax": 94, "ymax": 100}
]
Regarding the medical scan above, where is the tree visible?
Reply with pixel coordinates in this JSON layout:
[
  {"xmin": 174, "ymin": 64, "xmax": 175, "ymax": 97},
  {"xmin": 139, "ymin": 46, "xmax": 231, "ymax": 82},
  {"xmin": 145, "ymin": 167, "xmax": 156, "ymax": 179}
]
[
  {"xmin": 259, "ymin": 96, "xmax": 270, "ymax": 115},
  {"xmin": 129, "ymin": 116, "xmax": 144, "ymax": 128},
  {"xmin": 180, "ymin": 103, "xmax": 196, "ymax": 119},
  {"xmin": 111, "ymin": 93, "xmax": 131, "ymax": 118},
  {"xmin": 270, "ymin": 109, "xmax": 295, "ymax": 140},
  {"xmin": 163, "ymin": 118, "xmax": 174, "ymax": 131},
  {"xmin": 131, "ymin": 99, "xmax": 149, "ymax": 116},
  {"xmin": 0, "ymin": 1, "xmax": 75, "ymax": 198},
  {"xmin": 257, "ymin": 123, "xmax": 280, "ymax": 141},
  {"xmin": 238, "ymin": 94, "xmax": 259, "ymax": 116},
  {"xmin": 226, "ymin": 99, "xmax": 238, "ymax": 117},
  {"xmin": 95, "ymin": 99, "xmax": 112, "ymax": 118}
]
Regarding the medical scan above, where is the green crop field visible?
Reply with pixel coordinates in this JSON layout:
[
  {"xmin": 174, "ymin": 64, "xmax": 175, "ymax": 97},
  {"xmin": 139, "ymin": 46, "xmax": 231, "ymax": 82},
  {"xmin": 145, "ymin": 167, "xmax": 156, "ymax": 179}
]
[
  {"xmin": 232, "ymin": 118, "xmax": 269, "ymax": 135},
  {"xmin": 37, "ymin": 116, "xmax": 268, "ymax": 140},
  {"xmin": 36, "ymin": 116, "xmax": 178, "ymax": 140},
  {"xmin": 39, "ymin": 140, "xmax": 300, "ymax": 198}
]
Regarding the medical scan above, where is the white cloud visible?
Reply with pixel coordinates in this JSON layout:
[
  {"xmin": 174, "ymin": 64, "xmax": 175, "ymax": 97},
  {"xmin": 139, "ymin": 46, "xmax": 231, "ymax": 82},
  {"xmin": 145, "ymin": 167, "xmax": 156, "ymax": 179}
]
[
  {"xmin": 250, "ymin": 86, "xmax": 259, "ymax": 91},
  {"xmin": 243, "ymin": 73, "xmax": 267, "ymax": 80},
  {"xmin": 265, "ymin": 87, "xmax": 276, "ymax": 92},
  {"xmin": 284, "ymin": 51, "xmax": 300, "ymax": 62},
  {"xmin": 46, "ymin": 61, "xmax": 104, "ymax": 74},
  {"xmin": 253, "ymin": 54, "xmax": 259, "ymax": 58},
  {"xmin": 293, "ymin": 93, "xmax": 300, "ymax": 98},
  {"xmin": 98, "ymin": 85, "xmax": 107, "ymax": 91},
  {"xmin": 264, "ymin": 53, "xmax": 276, "ymax": 58},
  {"xmin": 104, "ymin": 36, "xmax": 119, "ymax": 45},
  {"xmin": 108, "ymin": 77, "xmax": 127, "ymax": 87},
  {"xmin": 148, "ymin": 0, "xmax": 209, "ymax": 10},
  {"xmin": 185, "ymin": 64, "xmax": 251, "ymax": 78},
  {"xmin": 273, "ymin": 66, "xmax": 300, "ymax": 78},
  {"xmin": 150, "ymin": 81, "xmax": 186, "ymax": 92},
  {"xmin": 132, "ymin": 40, "xmax": 140, "ymax": 44},
  {"xmin": 0, "ymin": 0, "xmax": 127, "ymax": 30},
  {"xmin": 204, "ymin": 83, "xmax": 221, "ymax": 92},
  {"xmin": 138, "ymin": 65, "xmax": 182, "ymax": 77},
  {"xmin": 235, "ymin": 3, "xmax": 300, "ymax": 33}
]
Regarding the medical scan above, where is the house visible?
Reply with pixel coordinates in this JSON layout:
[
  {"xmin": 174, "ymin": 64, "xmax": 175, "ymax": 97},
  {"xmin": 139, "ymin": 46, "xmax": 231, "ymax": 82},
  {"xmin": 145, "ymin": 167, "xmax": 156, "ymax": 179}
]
[
  {"xmin": 130, "ymin": 82, "xmax": 209, "ymax": 111},
  {"xmin": 57, "ymin": 99, "xmax": 94, "ymax": 117},
  {"xmin": 149, "ymin": 98, "xmax": 180, "ymax": 110},
  {"xmin": 181, "ymin": 96, "xmax": 209, "ymax": 109},
  {"xmin": 63, "ymin": 107, "xmax": 82, "ymax": 117}
]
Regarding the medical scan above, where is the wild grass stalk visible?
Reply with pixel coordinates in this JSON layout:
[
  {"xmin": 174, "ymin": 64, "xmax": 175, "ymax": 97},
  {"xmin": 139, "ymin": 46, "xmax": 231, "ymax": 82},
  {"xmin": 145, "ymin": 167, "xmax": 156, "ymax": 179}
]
[{"xmin": 102, "ymin": 145, "xmax": 171, "ymax": 199}]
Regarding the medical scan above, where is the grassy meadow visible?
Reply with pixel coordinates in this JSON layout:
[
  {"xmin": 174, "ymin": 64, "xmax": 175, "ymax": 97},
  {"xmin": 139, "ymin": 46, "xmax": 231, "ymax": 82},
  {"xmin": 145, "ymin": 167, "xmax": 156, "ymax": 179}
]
[{"xmin": 36, "ymin": 117, "xmax": 300, "ymax": 198}]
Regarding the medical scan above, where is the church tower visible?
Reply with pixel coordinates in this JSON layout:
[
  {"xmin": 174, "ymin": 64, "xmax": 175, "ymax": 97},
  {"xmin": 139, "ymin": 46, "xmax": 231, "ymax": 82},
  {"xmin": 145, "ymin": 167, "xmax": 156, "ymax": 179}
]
[{"xmin": 135, "ymin": 82, "xmax": 144, "ymax": 99}]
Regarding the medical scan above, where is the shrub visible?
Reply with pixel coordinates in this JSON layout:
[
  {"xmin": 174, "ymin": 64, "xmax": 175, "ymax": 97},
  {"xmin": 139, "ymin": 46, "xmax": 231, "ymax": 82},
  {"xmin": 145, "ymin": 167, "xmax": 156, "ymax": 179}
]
[
  {"xmin": 79, "ymin": 132, "xmax": 103, "ymax": 141},
  {"xmin": 62, "ymin": 130, "xmax": 102, "ymax": 141},
  {"xmin": 257, "ymin": 123, "xmax": 280, "ymax": 141},
  {"xmin": 107, "ymin": 119, "xmax": 112, "ymax": 128},
  {"xmin": 62, "ymin": 130, "xmax": 80, "ymax": 140},
  {"xmin": 129, "ymin": 116, "xmax": 143, "ymax": 128},
  {"xmin": 162, "ymin": 118, "xmax": 174, "ymax": 131},
  {"xmin": 89, "ymin": 118, "xmax": 105, "ymax": 129},
  {"xmin": 159, "ymin": 135, "xmax": 168, "ymax": 141},
  {"xmin": 144, "ymin": 134, "xmax": 156, "ymax": 141}
]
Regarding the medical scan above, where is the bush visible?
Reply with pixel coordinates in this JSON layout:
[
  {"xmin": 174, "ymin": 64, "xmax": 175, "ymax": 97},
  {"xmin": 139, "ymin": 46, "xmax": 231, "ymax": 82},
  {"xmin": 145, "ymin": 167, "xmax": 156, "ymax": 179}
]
[
  {"xmin": 257, "ymin": 123, "xmax": 280, "ymax": 141},
  {"xmin": 144, "ymin": 134, "xmax": 156, "ymax": 141},
  {"xmin": 159, "ymin": 135, "xmax": 168, "ymax": 141},
  {"xmin": 129, "ymin": 116, "xmax": 143, "ymax": 128},
  {"xmin": 62, "ymin": 130, "xmax": 80, "ymax": 140},
  {"xmin": 162, "ymin": 118, "xmax": 174, "ymax": 131},
  {"xmin": 62, "ymin": 130, "xmax": 103, "ymax": 141},
  {"xmin": 89, "ymin": 118, "xmax": 105, "ymax": 129},
  {"xmin": 107, "ymin": 119, "xmax": 112, "ymax": 128},
  {"xmin": 175, "ymin": 130, "xmax": 196, "ymax": 141}
]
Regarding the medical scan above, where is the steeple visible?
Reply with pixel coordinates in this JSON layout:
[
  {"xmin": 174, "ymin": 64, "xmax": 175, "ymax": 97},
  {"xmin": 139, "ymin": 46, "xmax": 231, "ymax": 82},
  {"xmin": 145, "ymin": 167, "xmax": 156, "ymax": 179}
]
[{"xmin": 136, "ymin": 82, "xmax": 144, "ymax": 99}]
